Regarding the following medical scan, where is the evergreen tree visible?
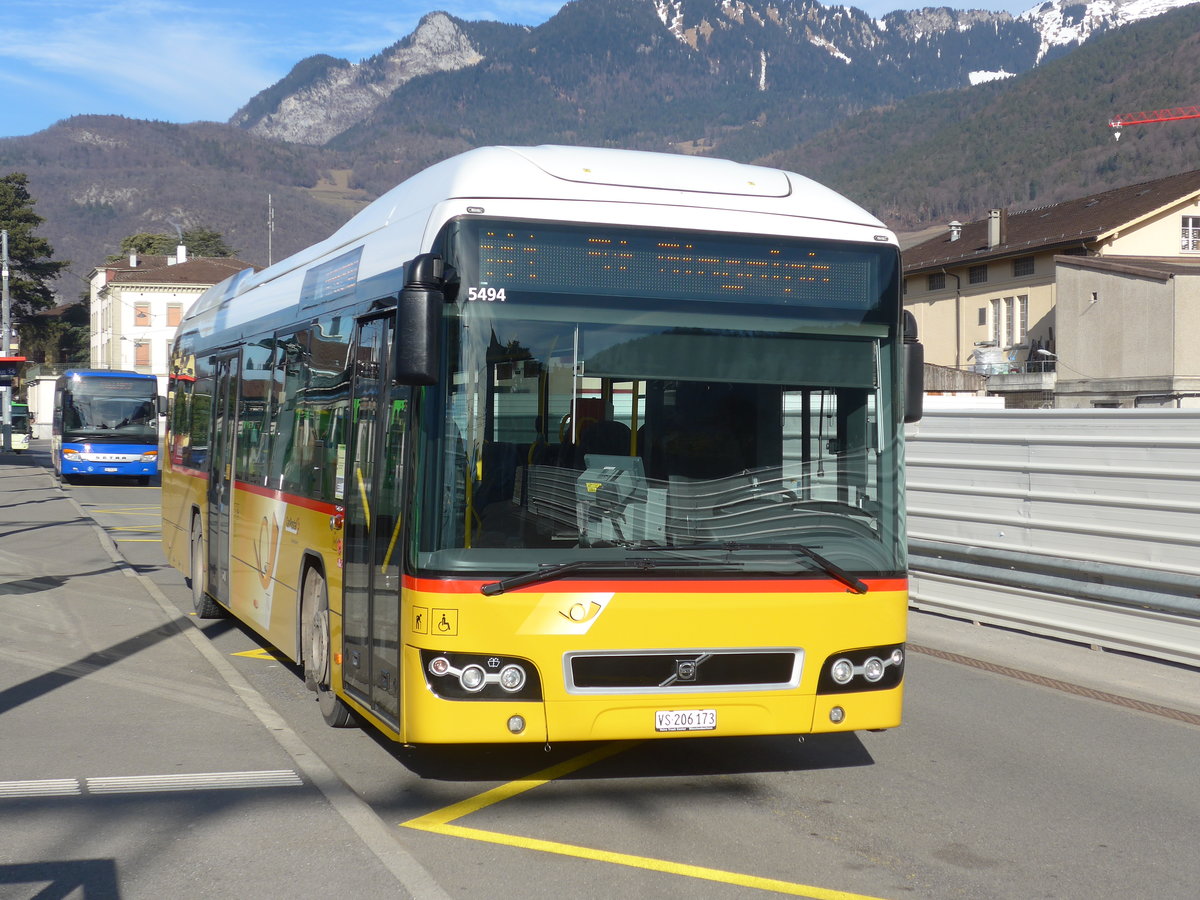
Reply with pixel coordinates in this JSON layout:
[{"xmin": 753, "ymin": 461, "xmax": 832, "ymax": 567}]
[
  {"xmin": 0, "ymin": 173, "xmax": 68, "ymax": 321},
  {"xmin": 18, "ymin": 304, "xmax": 89, "ymax": 365},
  {"xmin": 109, "ymin": 227, "xmax": 236, "ymax": 262}
]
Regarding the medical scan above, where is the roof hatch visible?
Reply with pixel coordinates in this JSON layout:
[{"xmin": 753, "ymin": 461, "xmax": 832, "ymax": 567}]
[{"xmin": 511, "ymin": 145, "xmax": 792, "ymax": 199}]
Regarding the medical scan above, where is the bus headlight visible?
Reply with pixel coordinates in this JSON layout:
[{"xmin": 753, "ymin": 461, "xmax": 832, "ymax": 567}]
[
  {"xmin": 830, "ymin": 658, "xmax": 855, "ymax": 685},
  {"xmin": 63, "ymin": 449, "xmax": 81, "ymax": 460},
  {"xmin": 459, "ymin": 664, "xmax": 487, "ymax": 692},
  {"xmin": 139, "ymin": 450, "xmax": 158, "ymax": 462},
  {"xmin": 498, "ymin": 664, "xmax": 527, "ymax": 692},
  {"xmin": 818, "ymin": 644, "xmax": 905, "ymax": 694},
  {"xmin": 419, "ymin": 650, "xmax": 542, "ymax": 701}
]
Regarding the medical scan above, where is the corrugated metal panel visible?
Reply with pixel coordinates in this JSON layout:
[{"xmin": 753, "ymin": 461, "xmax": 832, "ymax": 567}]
[{"xmin": 905, "ymin": 409, "xmax": 1200, "ymax": 665}]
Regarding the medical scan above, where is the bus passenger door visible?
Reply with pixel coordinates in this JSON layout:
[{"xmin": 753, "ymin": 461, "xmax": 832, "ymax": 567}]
[
  {"xmin": 342, "ymin": 315, "xmax": 408, "ymax": 729},
  {"xmin": 207, "ymin": 352, "xmax": 240, "ymax": 607}
]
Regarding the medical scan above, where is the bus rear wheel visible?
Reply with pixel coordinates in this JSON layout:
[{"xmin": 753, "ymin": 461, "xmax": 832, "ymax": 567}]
[
  {"xmin": 301, "ymin": 567, "xmax": 354, "ymax": 728},
  {"xmin": 190, "ymin": 519, "xmax": 224, "ymax": 619}
]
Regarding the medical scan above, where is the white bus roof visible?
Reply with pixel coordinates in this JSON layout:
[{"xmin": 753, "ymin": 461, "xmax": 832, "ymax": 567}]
[{"xmin": 188, "ymin": 145, "xmax": 892, "ymax": 327}]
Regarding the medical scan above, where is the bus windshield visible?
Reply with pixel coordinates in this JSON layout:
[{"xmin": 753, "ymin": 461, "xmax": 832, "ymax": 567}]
[
  {"xmin": 12, "ymin": 406, "xmax": 31, "ymax": 435},
  {"xmin": 416, "ymin": 219, "xmax": 905, "ymax": 579},
  {"xmin": 60, "ymin": 377, "xmax": 158, "ymax": 444}
]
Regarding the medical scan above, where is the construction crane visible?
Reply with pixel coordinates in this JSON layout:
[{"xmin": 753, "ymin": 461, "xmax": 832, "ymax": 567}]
[{"xmin": 1110, "ymin": 105, "xmax": 1200, "ymax": 140}]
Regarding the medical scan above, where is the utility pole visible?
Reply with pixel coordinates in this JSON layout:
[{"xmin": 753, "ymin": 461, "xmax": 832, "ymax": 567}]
[
  {"xmin": 2, "ymin": 229, "xmax": 11, "ymax": 452},
  {"xmin": 268, "ymin": 194, "xmax": 275, "ymax": 266}
]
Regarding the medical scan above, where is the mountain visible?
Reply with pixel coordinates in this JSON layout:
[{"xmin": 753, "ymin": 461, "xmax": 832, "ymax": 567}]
[
  {"xmin": 233, "ymin": 0, "xmax": 1197, "ymax": 155},
  {"xmin": 1020, "ymin": 0, "xmax": 1198, "ymax": 61},
  {"xmin": 766, "ymin": 2, "xmax": 1200, "ymax": 228},
  {"xmin": 1, "ymin": 0, "xmax": 1198, "ymax": 294}
]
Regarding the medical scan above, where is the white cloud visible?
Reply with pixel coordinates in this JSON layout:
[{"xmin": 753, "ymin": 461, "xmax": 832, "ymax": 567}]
[
  {"xmin": 0, "ymin": 0, "xmax": 567, "ymax": 134},
  {"xmin": 2, "ymin": 2, "xmax": 280, "ymax": 123}
]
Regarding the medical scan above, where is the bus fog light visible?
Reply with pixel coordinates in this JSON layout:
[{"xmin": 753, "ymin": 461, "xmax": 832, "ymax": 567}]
[
  {"xmin": 891, "ymin": 648, "xmax": 904, "ymax": 666},
  {"xmin": 830, "ymin": 658, "xmax": 854, "ymax": 685},
  {"xmin": 428, "ymin": 656, "xmax": 451, "ymax": 677},
  {"xmin": 507, "ymin": 715, "xmax": 526, "ymax": 735},
  {"xmin": 460, "ymin": 664, "xmax": 486, "ymax": 692},
  {"xmin": 863, "ymin": 657, "xmax": 885, "ymax": 683},
  {"xmin": 498, "ymin": 664, "xmax": 526, "ymax": 692},
  {"xmin": 829, "ymin": 706, "xmax": 845, "ymax": 724}
]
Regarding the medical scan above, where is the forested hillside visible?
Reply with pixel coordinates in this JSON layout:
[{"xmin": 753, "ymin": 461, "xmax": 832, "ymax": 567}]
[{"xmin": 770, "ymin": 4, "xmax": 1200, "ymax": 228}]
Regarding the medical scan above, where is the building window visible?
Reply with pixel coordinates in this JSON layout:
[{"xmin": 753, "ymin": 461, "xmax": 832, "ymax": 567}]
[
  {"xmin": 134, "ymin": 341, "xmax": 151, "ymax": 369},
  {"xmin": 989, "ymin": 295, "xmax": 1028, "ymax": 348},
  {"xmin": 1012, "ymin": 256, "xmax": 1034, "ymax": 277},
  {"xmin": 927, "ymin": 273, "xmax": 946, "ymax": 291},
  {"xmin": 167, "ymin": 303, "xmax": 183, "ymax": 327},
  {"xmin": 134, "ymin": 302, "xmax": 151, "ymax": 327},
  {"xmin": 968, "ymin": 264, "xmax": 988, "ymax": 284},
  {"xmin": 1183, "ymin": 216, "xmax": 1200, "ymax": 252}
]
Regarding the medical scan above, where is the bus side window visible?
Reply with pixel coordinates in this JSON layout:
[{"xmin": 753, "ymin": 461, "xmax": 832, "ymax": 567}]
[
  {"xmin": 271, "ymin": 328, "xmax": 312, "ymax": 494},
  {"xmin": 169, "ymin": 372, "xmax": 192, "ymax": 466},
  {"xmin": 189, "ymin": 357, "xmax": 215, "ymax": 470},
  {"xmin": 236, "ymin": 340, "xmax": 274, "ymax": 485},
  {"xmin": 305, "ymin": 315, "xmax": 351, "ymax": 501}
]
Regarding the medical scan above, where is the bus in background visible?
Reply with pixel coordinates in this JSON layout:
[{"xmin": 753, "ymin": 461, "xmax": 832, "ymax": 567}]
[
  {"xmin": 53, "ymin": 370, "xmax": 161, "ymax": 484},
  {"xmin": 162, "ymin": 145, "xmax": 923, "ymax": 749},
  {"xmin": 10, "ymin": 403, "xmax": 32, "ymax": 453}
]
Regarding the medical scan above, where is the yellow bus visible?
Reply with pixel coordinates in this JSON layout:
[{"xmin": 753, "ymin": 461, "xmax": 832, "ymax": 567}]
[{"xmin": 162, "ymin": 145, "xmax": 923, "ymax": 746}]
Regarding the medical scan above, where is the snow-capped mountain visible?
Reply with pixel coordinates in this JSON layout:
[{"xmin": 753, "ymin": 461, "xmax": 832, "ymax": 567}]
[
  {"xmin": 1020, "ymin": 0, "xmax": 1199, "ymax": 61},
  {"xmin": 228, "ymin": 0, "xmax": 1197, "ymax": 148}
]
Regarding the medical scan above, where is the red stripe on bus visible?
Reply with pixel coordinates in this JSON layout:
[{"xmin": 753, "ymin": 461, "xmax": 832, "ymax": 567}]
[
  {"xmin": 167, "ymin": 468, "xmax": 340, "ymax": 516},
  {"xmin": 168, "ymin": 465, "xmax": 210, "ymax": 481},
  {"xmin": 234, "ymin": 480, "xmax": 340, "ymax": 515},
  {"xmin": 403, "ymin": 575, "xmax": 908, "ymax": 594}
]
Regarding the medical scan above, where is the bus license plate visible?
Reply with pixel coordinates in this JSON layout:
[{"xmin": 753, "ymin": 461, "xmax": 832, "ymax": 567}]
[
  {"xmin": 104, "ymin": 467, "xmax": 120, "ymax": 472},
  {"xmin": 655, "ymin": 709, "xmax": 716, "ymax": 732}
]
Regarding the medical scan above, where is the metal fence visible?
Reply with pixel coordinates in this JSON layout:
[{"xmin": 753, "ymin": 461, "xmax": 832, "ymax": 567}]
[{"xmin": 905, "ymin": 409, "xmax": 1200, "ymax": 666}]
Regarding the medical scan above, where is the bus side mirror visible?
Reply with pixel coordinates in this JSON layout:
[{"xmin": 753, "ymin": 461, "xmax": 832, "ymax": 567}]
[
  {"xmin": 394, "ymin": 254, "xmax": 444, "ymax": 386},
  {"xmin": 903, "ymin": 310, "xmax": 924, "ymax": 424},
  {"xmin": 157, "ymin": 395, "xmax": 168, "ymax": 417}
]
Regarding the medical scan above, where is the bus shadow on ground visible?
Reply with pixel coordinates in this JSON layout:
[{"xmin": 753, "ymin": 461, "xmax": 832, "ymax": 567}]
[
  {"xmin": 386, "ymin": 731, "xmax": 874, "ymax": 782},
  {"xmin": 0, "ymin": 860, "xmax": 120, "ymax": 899}
]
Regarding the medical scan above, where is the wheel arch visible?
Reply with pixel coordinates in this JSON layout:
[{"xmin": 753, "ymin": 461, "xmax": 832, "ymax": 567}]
[
  {"xmin": 188, "ymin": 505, "xmax": 204, "ymax": 574},
  {"xmin": 295, "ymin": 550, "xmax": 327, "ymax": 667}
]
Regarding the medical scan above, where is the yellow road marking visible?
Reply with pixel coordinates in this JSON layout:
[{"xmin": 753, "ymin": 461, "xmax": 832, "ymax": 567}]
[
  {"xmin": 232, "ymin": 648, "xmax": 289, "ymax": 661},
  {"xmin": 401, "ymin": 743, "xmax": 889, "ymax": 900}
]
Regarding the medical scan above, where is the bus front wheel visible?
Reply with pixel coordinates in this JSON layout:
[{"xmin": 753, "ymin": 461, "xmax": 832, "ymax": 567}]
[
  {"xmin": 301, "ymin": 567, "xmax": 354, "ymax": 728},
  {"xmin": 190, "ymin": 519, "xmax": 224, "ymax": 619}
]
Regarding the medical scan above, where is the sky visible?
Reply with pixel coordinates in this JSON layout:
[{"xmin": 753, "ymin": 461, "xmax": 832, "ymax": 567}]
[{"xmin": 1, "ymin": 0, "xmax": 1034, "ymax": 139}]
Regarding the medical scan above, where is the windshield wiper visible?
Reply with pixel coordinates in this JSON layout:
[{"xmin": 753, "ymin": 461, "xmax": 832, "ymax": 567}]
[
  {"xmin": 638, "ymin": 541, "xmax": 869, "ymax": 594},
  {"xmin": 480, "ymin": 541, "xmax": 867, "ymax": 596},
  {"xmin": 480, "ymin": 557, "xmax": 716, "ymax": 596}
]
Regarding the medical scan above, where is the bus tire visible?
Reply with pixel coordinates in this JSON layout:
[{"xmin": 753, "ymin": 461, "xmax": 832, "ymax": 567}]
[
  {"xmin": 301, "ymin": 567, "xmax": 355, "ymax": 728},
  {"xmin": 190, "ymin": 518, "xmax": 224, "ymax": 619}
]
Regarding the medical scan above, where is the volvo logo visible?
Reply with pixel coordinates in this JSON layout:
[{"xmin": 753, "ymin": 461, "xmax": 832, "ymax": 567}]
[
  {"xmin": 660, "ymin": 653, "xmax": 712, "ymax": 687},
  {"xmin": 675, "ymin": 660, "xmax": 698, "ymax": 682}
]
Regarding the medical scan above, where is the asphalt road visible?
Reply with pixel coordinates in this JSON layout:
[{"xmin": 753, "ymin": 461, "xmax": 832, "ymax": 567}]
[{"xmin": 56, "ymin": 464, "xmax": 1200, "ymax": 900}]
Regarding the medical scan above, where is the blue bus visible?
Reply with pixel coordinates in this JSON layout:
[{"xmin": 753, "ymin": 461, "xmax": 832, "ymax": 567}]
[{"xmin": 53, "ymin": 370, "xmax": 161, "ymax": 484}]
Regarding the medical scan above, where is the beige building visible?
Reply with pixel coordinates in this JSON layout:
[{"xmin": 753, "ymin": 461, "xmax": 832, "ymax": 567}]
[
  {"xmin": 903, "ymin": 169, "xmax": 1200, "ymax": 408},
  {"xmin": 89, "ymin": 249, "xmax": 256, "ymax": 386},
  {"xmin": 1053, "ymin": 256, "xmax": 1200, "ymax": 407}
]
